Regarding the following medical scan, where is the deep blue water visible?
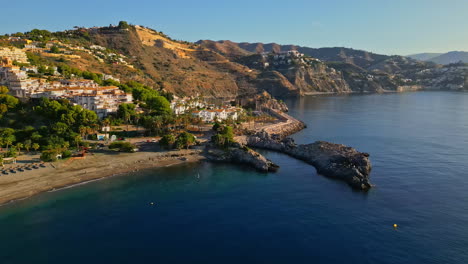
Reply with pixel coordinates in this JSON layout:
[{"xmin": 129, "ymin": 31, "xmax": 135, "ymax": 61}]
[{"xmin": 1, "ymin": 91, "xmax": 468, "ymax": 263}]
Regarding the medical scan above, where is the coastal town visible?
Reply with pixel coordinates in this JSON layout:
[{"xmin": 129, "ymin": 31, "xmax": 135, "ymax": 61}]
[
  {"xmin": 3, "ymin": 2, "xmax": 468, "ymax": 263},
  {"xmin": 0, "ymin": 21, "xmax": 465, "ymax": 205},
  {"xmin": 0, "ymin": 32, "xmax": 316, "ymax": 204}
]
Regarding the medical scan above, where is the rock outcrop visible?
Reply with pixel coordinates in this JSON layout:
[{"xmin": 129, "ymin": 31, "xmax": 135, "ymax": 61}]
[
  {"xmin": 204, "ymin": 145, "xmax": 278, "ymax": 172},
  {"xmin": 247, "ymin": 131, "xmax": 372, "ymax": 190}
]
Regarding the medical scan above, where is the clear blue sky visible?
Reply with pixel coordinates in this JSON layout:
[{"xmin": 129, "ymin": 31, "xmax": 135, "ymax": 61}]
[{"xmin": 1, "ymin": 0, "xmax": 467, "ymax": 55}]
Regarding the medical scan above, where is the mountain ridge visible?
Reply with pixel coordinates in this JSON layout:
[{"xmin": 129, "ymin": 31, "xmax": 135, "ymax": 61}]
[{"xmin": 408, "ymin": 51, "xmax": 468, "ymax": 64}]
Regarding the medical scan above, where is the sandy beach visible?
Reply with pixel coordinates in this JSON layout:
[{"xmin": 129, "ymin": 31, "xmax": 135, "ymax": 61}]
[
  {"xmin": 0, "ymin": 111, "xmax": 302, "ymax": 206},
  {"xmin": 0, "ymin": 146, "xmax": 204, "ymax": 206}
]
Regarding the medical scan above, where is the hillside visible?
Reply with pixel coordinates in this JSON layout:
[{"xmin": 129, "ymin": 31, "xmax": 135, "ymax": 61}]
[
  {"xmin": 198, "ymin": 40, "xmax": 436, "ymax": 92},
  {"xmin": 198, "ymin": 40, "xmax": 391, "ymax": 69},
  {"xmin": 407, "ymin": 53, "xmax": 443, "ymax": 61},
  {"xmin": 408, "ymin": 51, "xmax": 468, "ymax": 65},
  {"xmin": 428, "ymin": 51, "xmax": 468, "ymax": 65},
  {"xmin": 2, "ymin": 22, "xmax": 467, "ymax": 99}
]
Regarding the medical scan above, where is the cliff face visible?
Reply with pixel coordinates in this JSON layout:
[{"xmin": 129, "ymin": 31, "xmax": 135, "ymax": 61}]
[
  {"xmin": 281, "ymin": 64, "xmax": 350, "ymax": 94},
  {"xmin": 235, "ymin": 53, "xmax": 350, "ymax": 95},
  {"xmin": 254, "ymin": 71, "xmax": 299, "ymax": 97}
]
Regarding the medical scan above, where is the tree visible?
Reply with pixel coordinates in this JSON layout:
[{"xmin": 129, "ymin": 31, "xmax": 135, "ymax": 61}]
[
  {"xmin": 15, "ymin": 143, "xmax": 23, "ymax": 155},
  {"xmin": 118, "ymin": 21, "xmax": 130, "ymax": 29},
  {"xmin": 51, "ymin": 122, "xmax": 69, "ymax": 136},
  {"xmin": 174, "ymin": 132, "xmax": 196, "ymax": 150},
  {"xmin": 0, "ymin": 104, "xmax": 8, "ymax": 118},
  {"xmin": 73, "ymin": 135, "xmax": 82, "ymax": 150},
  {"xmin": 117, "ymin": 103, "xmax": 136, "ymax": 131},
  {"xmin": 212, "ymin": 122, "xmax": 221, "ymax": 131},
  {"xmin": 40, "ymin": 149, "xmax": 59, "ymax": 162},
  {"xmin": 0, "ymin": 86, "xmax": 9, "ymax": 94},
  {"xmin": 108, "ymin": 141, "xmax": 136, "ymax": 152},
  {"xmin": 63, "ymin": 141, "xmax": 70, "ymax": 150},
  {"xmin": 50, "ymin": 45, "xmax": 60, "ymax": 53},
  {"xmin": 0, "ymin": 88, "xmax": 19, "ymax": 109},
  {"xmin": 6, "ymin": 147, "xmax": 18, "ymax": 158},
  {"xmin": 159, "ymin": 134, "xmax": 176, "ymax": 150},
  {"xmin": 146, "ymin": 96, "xmax": 171, "ymax": 115},
  {"xmin": 211, "ymin": 125, "xmax": 235, "ymax": 148},
  {"xmin": 24, "ymin": 140, "xmax": 32, "ymax": 153},
  {"xmin": 32, "ymin": 143, "xmax": 40, "ymax": 153},
  {"xmin": 79, "ymin": 125, "xmax": 93, "ymax": 140},
  {"xmin": 2, "ymin": 134, "xmax": 15, "ymax": 151}
]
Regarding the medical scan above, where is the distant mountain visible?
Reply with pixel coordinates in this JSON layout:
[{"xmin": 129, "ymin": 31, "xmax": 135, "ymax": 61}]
[
  {"xmin": 407, "ymin": 53, "xmax": 443, "ymax": 61},
  {"xmin": 408, "ymin": 51, "xmax": 468, "ymax": 65},
  {"xmin": 430, "ymin": 51, "xmax": 468, "ymax": 65}
]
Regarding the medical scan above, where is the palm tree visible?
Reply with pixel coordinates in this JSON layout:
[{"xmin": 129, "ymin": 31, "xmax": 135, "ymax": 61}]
[
  {"xmin": 15, "ymin": 143, "xmax": 23, "ymax": 155},
  {"xmin": 4, "ymin": 137, "xmax": 13, "ymax": 151},
  {"xmin": 102, "ymin": 118, "xmax": 111, "ymax": 130},
  {"xmin": 24, "ymin": 140, "xmax": 32, "ymax": 153},
  {"xmin": 32, "ymin": 143, "xmax": 40, "ymax": 153},
  {"xmin": 153, "ymin": 116, "xmax": 163, "ymax": 135}
]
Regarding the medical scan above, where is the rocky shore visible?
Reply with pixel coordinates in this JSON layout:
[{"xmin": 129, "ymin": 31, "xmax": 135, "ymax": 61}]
[
  {"xmin": 204, "ymin": 144, "xmax": 278, "ymax": 172},
  {"xmin": 246, "ymin": 131, "xmax": 372, "ymax": 190}
]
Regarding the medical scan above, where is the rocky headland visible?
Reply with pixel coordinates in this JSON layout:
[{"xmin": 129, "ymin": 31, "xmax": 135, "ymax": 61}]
[
  {"xmin": 246, "ymin": 131, "xmax": 372, "ymax": 190},
  {"xmin": 204, "ymin": 144, "xmax": 279, "ymax": 172}
]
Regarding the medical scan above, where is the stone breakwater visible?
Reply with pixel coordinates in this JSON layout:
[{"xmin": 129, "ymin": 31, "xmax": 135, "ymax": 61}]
[
  {"xmin": 216, "ymin": 107, "xmax": 372, "ymax": 190},
  {"xmin": 260, "ymin": 107, "xmax": 306, "ymax": 139},
  {"xmin": 246, "ymin": 131, "xmax": 372, "ymax": 190}
]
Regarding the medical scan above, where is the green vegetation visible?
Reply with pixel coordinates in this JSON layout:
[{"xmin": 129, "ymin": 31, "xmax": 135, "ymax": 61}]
[
  {"xmin": 26, "ymin": 29, "xmax": 52, "ymax": 42},
  {"xmin": 0, "ymin": 96, "xmax": 98, "ymax": 160},
  {"xmin": 159, "ymin": 131, "xmax": 196, "ymax": 150},
  {"xmin": 40, "ymin": 149, "xmax": 59, "ymax": 162},
  {"xmin": 0, "ymin": 86, "xmax": 19, "ymax": 118},
  {"xmin": 174, "ymin": 132, "xmax": 196, "ymax": 149},
  {"xmin": 108, "ymin": 141, "xmax": 136, "ymax": 152},
  {"xmin": 118, "ymin": 21, "xmax": 130, "ymax": 29},
  {"xmin": 159, "ymin": 134, "xmax": 176, "ymax": 149},
  {"xmin": 211, "ymin": 125, "xmax": 235, "ymax": 148},
  {"xmin": 50, "ymin": 45, "xmax": 60, "ymax": 54}
]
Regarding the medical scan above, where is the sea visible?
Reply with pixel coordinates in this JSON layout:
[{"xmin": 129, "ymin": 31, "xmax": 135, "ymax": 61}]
[{"xmin": 1, "ymin": 91, "xmax": 467, "ymax": 263}]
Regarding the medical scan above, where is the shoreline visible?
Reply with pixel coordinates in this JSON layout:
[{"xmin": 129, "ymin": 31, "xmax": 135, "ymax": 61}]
[
  {"xmin": 0, "ymin": 148, "xmax": 204, "ymax": 206},
  {"xmin": 0, "ymin": 106, "xmax": 305, "ymax": 207}
]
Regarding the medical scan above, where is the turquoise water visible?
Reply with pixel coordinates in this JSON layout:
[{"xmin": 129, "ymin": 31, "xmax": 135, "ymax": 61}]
[{"xmin": 1, "ymin": 91, "xmax": 468, "ymax": 263}]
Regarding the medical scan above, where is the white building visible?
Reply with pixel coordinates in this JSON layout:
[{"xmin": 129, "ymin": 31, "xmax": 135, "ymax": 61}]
[
  {"xmin": 192, "ymin": 108, "xmax": 240, "ymax": 122},
  {"xmin": 170, "ymin": 97, "xmax": 205, "ymax": 115},
  {"xmin": 72, "ymin": 87, "xmax": 133, "ymax": 118}
]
